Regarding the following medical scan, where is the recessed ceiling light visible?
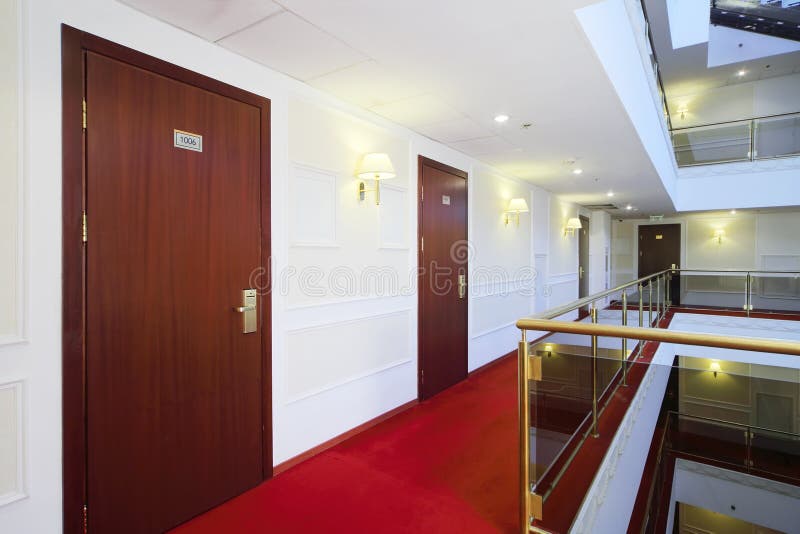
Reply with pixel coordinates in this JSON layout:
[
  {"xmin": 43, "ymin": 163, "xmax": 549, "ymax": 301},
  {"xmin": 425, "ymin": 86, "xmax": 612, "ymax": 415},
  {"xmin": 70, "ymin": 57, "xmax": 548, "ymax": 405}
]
[
  {"xmin": 738, "ymin": 13, "xmax": 745, "ymax": 18},
  {"xmin": 730, "ymin": 209, "xmax": 737, "ymax": 215},
  {"xmin": 737, "ymin": 70, "xmax": 747, "ymax": 76},
  {"xmin": 494, "ymin": 114, "xmax": 509, "ymax": 123},
  {"xmin": 572, "ymin": 168, "xmax": 583, "ymax": 175},
  {"xmin": 607, "ymin": 191, "xmax": 614, "ymax": 197},
  {"xmin": 776, "ymin": 21, "xmax": 784, "ymax": 25},
  {"xmin": 626, "ymin": 204, "xmax": 633, "ymax": 211},
  {"xmin": 757, "ymin": 17, "xmax": 764, "ymax": 21}
]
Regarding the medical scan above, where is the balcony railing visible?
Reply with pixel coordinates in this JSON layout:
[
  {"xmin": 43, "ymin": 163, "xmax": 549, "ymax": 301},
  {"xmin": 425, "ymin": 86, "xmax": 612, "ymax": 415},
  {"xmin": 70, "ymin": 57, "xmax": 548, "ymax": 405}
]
[
  {"xmin": 515, "ymin": 268, "xmax": 800, "ymax": 533},
  {"xmin": 671, "ymin": 112, "xmax": 800, "ymax": 167}
]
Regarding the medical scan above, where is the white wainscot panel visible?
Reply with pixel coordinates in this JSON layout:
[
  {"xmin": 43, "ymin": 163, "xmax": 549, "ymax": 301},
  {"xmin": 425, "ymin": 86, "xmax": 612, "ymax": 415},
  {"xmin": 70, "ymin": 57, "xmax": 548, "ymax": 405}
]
[
  {"xmin": 471, "ymin": 288, "xmax": 531, "ymax": 338},
  {"xmin": 0, "ymin": 380, "xmax": 24, "ymax": 506},
  {"xmin": 547, "ymin": 272, "xmax": 579, "ymax": 314},
  {"xmin": 290, "ymin": 163, "xmax": 338, "ymax": 247},
  {"xmin": 378, "ymin": 184, "xmax": 407, "ymax": 249},
  {"xmin": 286, "ymin": 310, "xmax": 411, "ymax": 402}
]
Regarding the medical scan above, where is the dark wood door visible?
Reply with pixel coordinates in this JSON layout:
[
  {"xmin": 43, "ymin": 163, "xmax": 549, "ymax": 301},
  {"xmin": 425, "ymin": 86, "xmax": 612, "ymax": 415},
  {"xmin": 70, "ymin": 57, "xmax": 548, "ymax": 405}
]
[
  {"xmin": 638, "ymin": 224, "xmax": 681, "ymax": 305},
  {"xmin": 578, "ymin": 215, "xmax": 590, "ymax": 299},
  {"xmin": 85, "ymin": 52, "xmax": 264, "ymax": 532},
  {"xmin": 418, "ymin": 157, "xmax": 468, "ymax": 400}
]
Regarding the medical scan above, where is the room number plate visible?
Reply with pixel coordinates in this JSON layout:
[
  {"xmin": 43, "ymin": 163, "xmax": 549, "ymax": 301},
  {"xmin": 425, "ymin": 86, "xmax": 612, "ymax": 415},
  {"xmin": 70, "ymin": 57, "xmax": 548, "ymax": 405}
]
[{"xmin": 174, "ymin": 129, "xmax": 203, "ymax": 152}]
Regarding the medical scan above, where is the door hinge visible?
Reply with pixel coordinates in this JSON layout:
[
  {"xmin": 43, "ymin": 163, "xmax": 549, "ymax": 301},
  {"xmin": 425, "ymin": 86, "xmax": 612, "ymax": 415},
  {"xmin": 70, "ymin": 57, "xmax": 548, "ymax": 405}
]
[
  {"xmin": 420, "ymin": 369, "xmax": 424, "ymax": 384},
  {"xmin": 83, "ymin": 503, "xmax": 88, "ymax": 534},
  {"xmin": 421, "ymin": 186, "xmax": 424, "ymax": 202},
  {"xmin": 420, "ymin": 236, "xmax": 424, "ymax": 253},
  {"xmin": 82, "ymin": 211, "xmax": 88, "ymax": 243},
  {"xmin": 82, "ymin": 99, "xmax": 87, "ymax": 130}
]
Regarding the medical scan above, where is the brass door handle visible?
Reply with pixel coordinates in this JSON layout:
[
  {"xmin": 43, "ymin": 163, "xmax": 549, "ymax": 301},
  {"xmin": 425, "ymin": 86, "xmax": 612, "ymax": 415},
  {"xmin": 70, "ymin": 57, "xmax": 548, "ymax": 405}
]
[
  {"xmin": 458, "ymin": 274, "xmax": 467, "ymax": 299},
  {"xmin": 579, "ymin": 266, "xmax": 584, "ymax": 279},
  {"xmin": 235, "ymin": 289, "xmax": 257, "ymax": 334}
]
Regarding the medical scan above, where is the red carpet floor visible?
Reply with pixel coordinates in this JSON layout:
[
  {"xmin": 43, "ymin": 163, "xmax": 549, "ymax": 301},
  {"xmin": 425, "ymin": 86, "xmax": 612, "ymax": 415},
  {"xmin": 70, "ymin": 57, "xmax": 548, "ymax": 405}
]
[{"xmin": 171, "ymin": 355, "xmax": 519, "ymax": 534}]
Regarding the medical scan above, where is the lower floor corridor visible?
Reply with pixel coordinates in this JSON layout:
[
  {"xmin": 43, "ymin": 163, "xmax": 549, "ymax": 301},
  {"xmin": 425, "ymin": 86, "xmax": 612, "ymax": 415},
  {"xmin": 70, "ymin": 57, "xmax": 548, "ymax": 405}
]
[{"xmin": 172, "ymin": 356, "xmax": 519, "ymax": 534}]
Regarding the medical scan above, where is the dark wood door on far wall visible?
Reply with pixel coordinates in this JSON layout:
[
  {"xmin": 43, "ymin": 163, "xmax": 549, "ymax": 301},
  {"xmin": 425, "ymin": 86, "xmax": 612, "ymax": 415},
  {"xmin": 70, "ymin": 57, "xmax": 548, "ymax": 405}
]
[
  {"xmin": 418, "ymin": 157, "xmax": 468, "ymax": 400},
  {"xmin": 638, "ymin": 224, "xmax": 681, "ymax": 305},
  {"xmin": 77, "ymin": 45, "xmax": 270, "ymax": 532}
]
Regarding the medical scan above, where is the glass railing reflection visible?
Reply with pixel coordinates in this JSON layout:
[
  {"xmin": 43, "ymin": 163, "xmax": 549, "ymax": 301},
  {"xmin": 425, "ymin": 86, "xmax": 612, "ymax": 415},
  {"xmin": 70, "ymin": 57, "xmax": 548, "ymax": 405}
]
[{"xmin": 671, "ymin": 112, "xmax": 800, "ymax": 167}]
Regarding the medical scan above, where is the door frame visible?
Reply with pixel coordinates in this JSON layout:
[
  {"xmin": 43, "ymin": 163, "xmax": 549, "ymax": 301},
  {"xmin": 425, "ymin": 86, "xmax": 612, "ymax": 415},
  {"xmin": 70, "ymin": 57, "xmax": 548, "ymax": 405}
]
[
  {"xmin": 416, "ymin": 155, "xmax": 469, "ymax": 400},
  {"xmin": 578, "ymin": 214, "xmax": 590, "ymax": 298},
  {"xmin": 61, "ymin": 25, "xmax": 272, "ymax": 534}
]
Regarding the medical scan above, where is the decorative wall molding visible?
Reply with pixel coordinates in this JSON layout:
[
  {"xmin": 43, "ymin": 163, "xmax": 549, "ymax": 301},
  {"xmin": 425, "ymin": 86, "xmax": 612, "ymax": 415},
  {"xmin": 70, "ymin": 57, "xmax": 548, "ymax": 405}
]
[
  {"xmin": 289, "ymin": 162, "xmax": 338, "ymax": 248},
  {"xmin": 0, "ymin": 379, "xmax": 25, "ymax": 507},
  {"xmin": 0, "ymin": 0, "xmax": 26, "ymax": 345},
  {"xmin": 548, "ymin": 271, "xmax": 579, "ymax": 285},
  {"xmin": 470, "ymin": 276, "xmax": 535, "ymax": 299},
  {"xmin": 378, "ymin": 183, "xmax": 408, "ymax": 250},
  {"xmin": 284, "ymin": 309, "xmax": 412, "ymax": 403},
  {"xmin": 678, "ymin": 156, "xmax": 800, "ymax": 179},
  {"xmin": 470, "ymin": 320, "xmax": 518, "ymax": 340}
]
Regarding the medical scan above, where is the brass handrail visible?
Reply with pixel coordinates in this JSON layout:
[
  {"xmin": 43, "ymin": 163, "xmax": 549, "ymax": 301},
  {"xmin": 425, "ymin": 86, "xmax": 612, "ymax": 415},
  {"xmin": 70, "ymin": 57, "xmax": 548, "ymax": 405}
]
[
  {"xmin": 516, "ymin": 277, "xmax": 800, "ymax": 532},
  {"xmin": 533, "ymin": 269, "xmax": 670, "ymax": 320},
  {"xmin": 515, "ymin": 319, "xmax": 800, "ymax": 356}
]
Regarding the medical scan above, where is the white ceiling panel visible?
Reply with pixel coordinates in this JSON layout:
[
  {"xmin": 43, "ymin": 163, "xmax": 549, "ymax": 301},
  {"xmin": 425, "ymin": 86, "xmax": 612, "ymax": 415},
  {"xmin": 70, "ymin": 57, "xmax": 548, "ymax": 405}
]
[
  {"xmin": 218, "ymin": 11, "xmax": 369, "ymax": 81},
  {"xmin": 415, "ymin": 117, "xmax": 493, "ymax": 143},
  {"xmin": 449, "ymin": 136, "xmax": 517, "ymax": 157},
  {"xmin": 368, "ymin": 95, "xmax": 463, "ymax": 128},
  {"xmin": 120, "ymin": 0, "xmax": 283, "ymax": 41},
  {"xmin": 308, "ymin": 60, "xmax": 423, "ymax": 108}
]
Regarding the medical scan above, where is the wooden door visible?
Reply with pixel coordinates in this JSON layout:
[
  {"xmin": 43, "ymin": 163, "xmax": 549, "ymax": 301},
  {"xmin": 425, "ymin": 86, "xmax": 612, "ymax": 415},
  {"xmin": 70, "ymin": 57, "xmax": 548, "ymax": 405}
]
[
  {"xmin": 638, "ymin": 224, "xmax": 681, "ymax": 305},
  {"xmin": 84, "ymin": 51, "xmax": 266, "ymax": 532},
  {"xmin": 418, "ymin": 157, "xmax": 468, "ymax": 400},
  {"xmin": 578, "ymin": 215, "xmax": 590, "ymax": 299}
]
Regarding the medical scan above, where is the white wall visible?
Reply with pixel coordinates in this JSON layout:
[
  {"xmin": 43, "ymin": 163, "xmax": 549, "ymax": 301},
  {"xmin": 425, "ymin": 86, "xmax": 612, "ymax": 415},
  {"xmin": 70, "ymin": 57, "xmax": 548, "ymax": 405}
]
[
  {"xmin": 669, "ymin": 460, "xmax": 800, "ymax": 534},
  {"xmin": 0, "ymin": 0, "xmax": 591, "ymax": 531},
  {"xmin": 611, "ymin": 210, "xmax": 800, "ymax": 309},
  {"xmin": 668, "ymin": 73, "xmax": 800, "ymax": 129}
]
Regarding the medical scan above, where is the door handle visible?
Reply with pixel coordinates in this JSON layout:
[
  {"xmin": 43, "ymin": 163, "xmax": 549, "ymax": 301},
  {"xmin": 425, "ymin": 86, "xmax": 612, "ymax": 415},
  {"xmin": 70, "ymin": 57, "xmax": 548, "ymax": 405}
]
[
  {"xmin": 458, "ymin": 274, "xmax": 467, "ymax": 299},
  {"xmin": 579, "ymin": 266, "xmax": 584, "ymax": 279},
  {"xmin": 233, "ymin": 289, "xmax": 257, "ymax": 334}
]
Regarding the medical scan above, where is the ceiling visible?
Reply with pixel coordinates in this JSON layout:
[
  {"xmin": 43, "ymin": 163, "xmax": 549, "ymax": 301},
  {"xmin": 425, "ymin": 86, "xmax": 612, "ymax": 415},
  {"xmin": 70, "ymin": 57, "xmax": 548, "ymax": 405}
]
[
  {"xmin": 645, "ymin": 0, "xmax": 800, "ymax": 99},
  {"xmin": 119, "ymin": 0, "xmax": 678, "ymax": 216}
]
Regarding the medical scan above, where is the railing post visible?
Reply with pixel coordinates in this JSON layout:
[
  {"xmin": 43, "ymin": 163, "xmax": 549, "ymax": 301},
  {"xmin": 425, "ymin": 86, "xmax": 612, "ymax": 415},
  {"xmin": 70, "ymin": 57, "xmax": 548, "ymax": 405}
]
[
  {"xmin": 666, "ymin": 271, "xmax": 671, "ymax": 311},
  {"xmin": 648, "ymin": 280, "xmax": 653, "ymax": 326},
  {"xmin": 591, "ymin": 304, "xmax": 599, "ymax": 438},
  {"xmin": 637, "ymin": 283, "xmax": 644, "ymax": 360},
  {"xmin": 519, "ymin": 330, "xmax": 531, "ymax": 533},
  {"xmin": 745, "ymin": 272, "xmax": 752, "ymax": 318},
  {"xmin": 656, "ymin": 275, "xmax": 661, "ymax": 323},
  {"xmin": 622, "ymin": 291, "xmax": 628, "ymax": 386}
]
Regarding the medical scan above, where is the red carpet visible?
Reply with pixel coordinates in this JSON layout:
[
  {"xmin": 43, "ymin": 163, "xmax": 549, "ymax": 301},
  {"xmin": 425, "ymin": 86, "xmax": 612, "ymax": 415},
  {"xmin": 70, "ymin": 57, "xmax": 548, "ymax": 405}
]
[{"xmin": 171, "ymin": 355, "xmax": 519, "ymax": 534}]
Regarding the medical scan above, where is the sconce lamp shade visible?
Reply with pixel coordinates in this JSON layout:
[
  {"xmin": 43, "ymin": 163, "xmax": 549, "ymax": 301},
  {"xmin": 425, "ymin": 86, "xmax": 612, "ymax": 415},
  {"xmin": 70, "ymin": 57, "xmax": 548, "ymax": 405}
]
[
  {"xmin": 506, "ymin": 198, "xmax": 529, "ymax": 213},
  {"xmin": 356, "ymin": 153, "xmax": 396, "ymax": 180},
  {"xmin": 713, "ymin": 229, "xmax": 725, "ymax": 244},
  {"xmin": 566, "ymin": 217, "xmax": 582, "ymax": 230},
  {"xmin": 504, "ymin": 198, "xmax": 529, "ymax": 226}
]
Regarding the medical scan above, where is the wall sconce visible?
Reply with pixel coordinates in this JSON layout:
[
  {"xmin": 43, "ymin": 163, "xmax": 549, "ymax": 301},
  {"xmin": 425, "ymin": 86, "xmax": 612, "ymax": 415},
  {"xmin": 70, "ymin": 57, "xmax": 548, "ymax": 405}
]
[
  {"xmin": 709, "ymin": 360, "xmax": 721, "ymax": 378},
  {"xmin": 564, "ymin": 217, "xmax": 582, "ymax": 237},
  {"xmin": 543, "ymin": 344, "xmax": 553, "ymax": 357},
  {"xmin": 504, "ymin": 198, "xmax": 529, "ymax": 226},
  {"xmin": 713, "ymin": 229, "xmax": 725, "ymax": 245},
  {"xmin": 356, "ymin": 153, "xmax": 396, "ymax": 205}
]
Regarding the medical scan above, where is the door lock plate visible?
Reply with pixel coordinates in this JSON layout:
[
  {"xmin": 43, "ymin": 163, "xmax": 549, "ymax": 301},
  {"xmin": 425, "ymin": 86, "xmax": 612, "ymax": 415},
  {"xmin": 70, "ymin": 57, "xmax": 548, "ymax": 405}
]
[{"xmin": 234, "ymin": 289, "xmax": 257, "ymax": 334}]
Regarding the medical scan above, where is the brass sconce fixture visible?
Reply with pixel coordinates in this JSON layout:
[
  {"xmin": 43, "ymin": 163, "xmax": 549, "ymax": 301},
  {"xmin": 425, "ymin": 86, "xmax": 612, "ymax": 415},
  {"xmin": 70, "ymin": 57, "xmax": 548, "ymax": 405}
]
[
  {"xmin": 564, "ymin": 217, "xmax": 582, "ymax": 237},
  {"xmin": 713, "ymin": 229, "xmax": 725, "ymax": 245},
  {"xmin": 504, "ymin": 198, "xmax": 529, "ymax": 226},
  {"xmin": 709, "ymin": 360, "xmax": 721, "ymax": 378},
  {"xmin": 356, "ymin": 153, "xmax": 396, "ymax": 205}
]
